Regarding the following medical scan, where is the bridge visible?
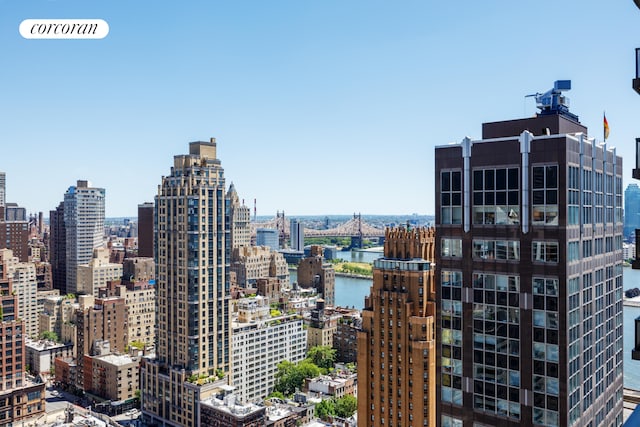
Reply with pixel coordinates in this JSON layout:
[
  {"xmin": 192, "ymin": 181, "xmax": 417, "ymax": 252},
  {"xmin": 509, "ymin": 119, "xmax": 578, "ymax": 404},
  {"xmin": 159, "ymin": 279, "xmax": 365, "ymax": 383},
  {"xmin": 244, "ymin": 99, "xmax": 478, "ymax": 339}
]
[{"xmin": 251, "ymin": 214, "xmax": 385, "ymax": 242}]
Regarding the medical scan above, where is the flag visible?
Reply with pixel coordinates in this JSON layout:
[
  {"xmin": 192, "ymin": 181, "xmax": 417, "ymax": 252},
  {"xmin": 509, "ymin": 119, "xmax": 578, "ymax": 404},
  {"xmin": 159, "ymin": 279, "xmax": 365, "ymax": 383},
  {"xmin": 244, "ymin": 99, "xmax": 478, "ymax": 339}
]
[{"xmin": 604, "ymin": 114, "xmax": 610, "ymax": 141}]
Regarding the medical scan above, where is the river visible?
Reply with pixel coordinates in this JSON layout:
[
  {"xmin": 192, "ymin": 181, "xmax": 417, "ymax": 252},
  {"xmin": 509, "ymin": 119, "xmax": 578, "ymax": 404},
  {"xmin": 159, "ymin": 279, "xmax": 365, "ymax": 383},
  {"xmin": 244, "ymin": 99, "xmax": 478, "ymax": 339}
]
[{"xmin": 291, "ymin": 253, "xmax": 640, "ymax": 390}]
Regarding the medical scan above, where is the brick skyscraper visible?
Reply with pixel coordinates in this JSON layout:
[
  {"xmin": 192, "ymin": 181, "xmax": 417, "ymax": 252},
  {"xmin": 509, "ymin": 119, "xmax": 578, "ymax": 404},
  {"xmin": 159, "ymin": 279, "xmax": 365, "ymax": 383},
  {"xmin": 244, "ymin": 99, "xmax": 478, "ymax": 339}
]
[{"xmin": 357, "ymin": 226, "xmax": 436, "ymax": 427}]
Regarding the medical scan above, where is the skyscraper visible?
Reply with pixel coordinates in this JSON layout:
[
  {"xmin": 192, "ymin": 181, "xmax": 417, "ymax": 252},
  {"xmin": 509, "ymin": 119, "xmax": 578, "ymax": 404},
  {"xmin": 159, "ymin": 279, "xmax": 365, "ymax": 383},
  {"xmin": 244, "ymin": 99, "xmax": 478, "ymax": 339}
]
[
  {"xmin": 435, "ymin": 84, "xmax": 623, "ymax": 426},
  {"xmin": 50, "ymin": 201, "xmax": 66, "ymax": 292},
  {"xmin": 141, "ymin": 139, "xmax": 232, "ymax": 427},
  {"xmin": 137, "ymin": 202, "xmax": 154, "ymax": 258},
  {"xmin": 63, "ymin": 180, "xmax": 106, "ymax": 294},
  {"xmin": 357, "ymin": 226, "xmax": 436, "ymax": 427},
  {"xmin": 290, "ymin": 219, "xmax": 304, "ymax": 251},
  {"xmin": 624, "ymin": 183, "xmax": 640, "ymax": 240},
  {"xmin": 0, "ymin": 171, "xmax": 5, "ymax": 207},
  {"xmin": 227, "ymin": 183, "xmax": 251, "ymax": 250}
]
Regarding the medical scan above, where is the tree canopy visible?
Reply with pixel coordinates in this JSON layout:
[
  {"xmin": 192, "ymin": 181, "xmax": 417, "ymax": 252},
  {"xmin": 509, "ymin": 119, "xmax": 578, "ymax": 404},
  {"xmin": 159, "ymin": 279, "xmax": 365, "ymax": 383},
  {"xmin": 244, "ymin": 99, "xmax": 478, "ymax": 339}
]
[{"xmin": 307, "ymin": 346, "xmax": 336, "ymax": 371}]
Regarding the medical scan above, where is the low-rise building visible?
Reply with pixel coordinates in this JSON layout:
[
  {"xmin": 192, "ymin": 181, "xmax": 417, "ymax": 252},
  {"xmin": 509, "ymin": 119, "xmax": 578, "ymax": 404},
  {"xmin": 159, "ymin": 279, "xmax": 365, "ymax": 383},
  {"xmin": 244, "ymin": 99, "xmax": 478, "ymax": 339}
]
[
  {"xmin": 83, "ymin": 353, "xmax": 140, "ymax": 402},
  {"xmin": 304, "ymin": 373, "xmax": 357, "ymax": 399},
  {"xmin": 200, "ymin": 388, "xmax": 266, "ymax": 427},
  {"xmin": 25, "ymin": 338, "xmax": 74, "ymax": 378}
]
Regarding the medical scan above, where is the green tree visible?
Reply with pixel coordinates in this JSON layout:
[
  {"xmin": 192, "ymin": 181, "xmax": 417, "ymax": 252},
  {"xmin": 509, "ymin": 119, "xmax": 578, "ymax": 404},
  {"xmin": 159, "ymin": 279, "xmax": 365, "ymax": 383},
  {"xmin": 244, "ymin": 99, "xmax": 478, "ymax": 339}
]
[
  {"xmin": 307, "ymin": 346, "xmax": 336, "ymax": 370},
  {"xmin": 334, "ymin": 395, "xmax": 357, "ymax": 418},
  {"xmin": 40, "ymin": 330, "xmax": 59, "ymax": 342},
  {"xmin": 273, "ymin": 360, "xmax": 321, "ymax": 397},
  {"xmin": 315, "ymin": 398, "xmax": 335, "ymax": 421},
  {"xmin": 268, "ymin": 391, "xmax": 286, "ymax": 401}
]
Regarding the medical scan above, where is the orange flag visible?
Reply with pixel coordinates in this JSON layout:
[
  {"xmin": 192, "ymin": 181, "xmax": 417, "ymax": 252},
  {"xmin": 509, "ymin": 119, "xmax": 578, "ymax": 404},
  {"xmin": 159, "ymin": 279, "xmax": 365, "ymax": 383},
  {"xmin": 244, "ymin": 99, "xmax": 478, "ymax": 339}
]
[{"xmin": 604, "ymin": 114, "xmax": 610, "ymax": 141}]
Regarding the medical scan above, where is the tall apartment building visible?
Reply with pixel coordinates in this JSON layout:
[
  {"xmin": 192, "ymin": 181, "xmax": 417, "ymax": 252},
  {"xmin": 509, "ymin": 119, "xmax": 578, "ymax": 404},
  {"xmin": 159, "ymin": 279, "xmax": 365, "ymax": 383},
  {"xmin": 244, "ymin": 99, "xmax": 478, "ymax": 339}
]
[
  {"xmin": 434, "ymin": 84, "xmax": 623, "ymax": 426},
  {"xmin": 230, "ymin": 246, "xmax": 289, "ymax": 288},
  {"xmin": 0, "ymin": 249, "xmax": 39, "ymax": 338},
  {"xmin": 50, "ymin": 201, "xmax": 67, "ymax": 292},
  {"xmin": 297, "ymin": 246, "xmax": 335, "ymax": 307},
  {"xmin": 228, "ymin": 183, "xmax": 252, "ymax": 250},
  {"xmin": 141, "ymin": 139, "xmax": 233, "ymax": 427},
  {"xmin": 290, "ymin": 219, "xmax": 304, "ymax": 251},
  {"xmin": 624, "ymin": 183, "xmax": 640, "ymax": 240},
  {"xmin": 357, "ymin": 226, "xmax": 436, "ymax": 427},
  {"xmin": 63, "ymin": 180, "xmax": 106, "ymax": 294},
  {"xmin": 0, "ymin": 202, "xmax": 30, "ymax": 262},
  {"xmin": 0, "ymin": 171, "xmax": 5, "ymax": 207},
  {"xmin": 76, "ymin": 247, "xmax": 123, "ymax": 296},
  {"xmin": 99, "ymin": 280, "xmax": 156, "ymax": 348},
  {"xmin": 0, "ymin": 248, "xmax": 45, "ymax": 424},
  {"xmin": 137, "ymin": 202, "xmax": 154, "ymax": 258},
  {"xmin": 123, "ymin": 257, "xmax": 155, "ymax": 282},
  {"xmin": 232, "ymin": 296, "xmax": 307, "ymax": 404}
]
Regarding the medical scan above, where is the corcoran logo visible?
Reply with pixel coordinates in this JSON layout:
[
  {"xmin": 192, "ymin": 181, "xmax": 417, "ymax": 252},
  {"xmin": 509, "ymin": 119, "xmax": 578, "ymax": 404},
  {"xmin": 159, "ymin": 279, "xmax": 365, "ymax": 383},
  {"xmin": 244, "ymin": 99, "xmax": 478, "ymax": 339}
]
[{"xmin": 19, "ymin": 19, "xmax": 109, "ymax": 39}]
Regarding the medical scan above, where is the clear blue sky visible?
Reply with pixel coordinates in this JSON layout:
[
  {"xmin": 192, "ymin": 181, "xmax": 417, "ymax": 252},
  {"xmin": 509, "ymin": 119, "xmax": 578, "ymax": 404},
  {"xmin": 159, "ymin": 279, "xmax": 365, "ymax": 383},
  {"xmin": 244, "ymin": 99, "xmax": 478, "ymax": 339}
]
[{"xmin": 1, "ymin": 1, "xmax": 640, "ymax": 217}]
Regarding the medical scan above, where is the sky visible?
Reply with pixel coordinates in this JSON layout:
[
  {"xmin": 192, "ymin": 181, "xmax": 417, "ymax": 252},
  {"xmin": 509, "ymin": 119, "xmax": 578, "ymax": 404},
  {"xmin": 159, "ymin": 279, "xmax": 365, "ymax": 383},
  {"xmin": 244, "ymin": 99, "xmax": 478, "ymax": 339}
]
[{"xmin": 1, "ymin": 1, "xmax": 640, "ymax": 217}]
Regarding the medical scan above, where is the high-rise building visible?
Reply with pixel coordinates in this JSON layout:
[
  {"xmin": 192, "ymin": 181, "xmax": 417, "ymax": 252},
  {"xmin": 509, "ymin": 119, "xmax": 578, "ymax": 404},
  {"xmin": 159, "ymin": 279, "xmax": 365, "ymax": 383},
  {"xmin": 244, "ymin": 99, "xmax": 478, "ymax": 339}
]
[
  {"xmin": 64, "ymin": 180, "xmax": 106, "ymax": 294},
  {"xmin": 434, "ymin": 85, "xmax": 623, "ymax": 426},
  {"xmin": 1, "ymin": 249, "xmax": 39, "ymax": 338},
  {"xmin": 625, "ymin": 183, "xmax": 640, "ymax": 239},
  {"xmin": 137, "ymin": 202, "xmax": 154, "ymax": 258},
  {"xmin": 227, "ymin": 183, "xmax": 251, "ymax": 250},
  {"xmin": 0, "ymin": 171, "xmax": 5, "ymax": 207},
  {"xmin": 290, "ymin": 219, "xmax": 304, "ymax": 251},
  {"xmin": 50, "ymin": 201, "xmax": 67, "ymax": 292},
  {"xmin": 0, "ymin": 249, "xmax": 45, "ymax": 424},
  {"xmin": 297, "ymin": 246, "xmax": 335, "ymax": 307},
  {"xmin": 232, "ymin": 296, "xmax": 306, "ymax": 403},
  {"xmin": 357, "ymin": 226, "xmax": 436, "ymax": 427},
  {"xmin": 256, "ymin": 228, "xmax": 279, "ymax": 251},
  {"xmin": 141, "ymin": 139, "xmax": 232, "ymax": 427},
  {"xmin": 76, "ymin": 248, "xmax": 123, "ymax": 296},
  {"xmin": 0, "ymin": 202, "xmax": 30, "ymax": 262},
  {"xmin": 230, "ymin": 245, "xmax": 289, "ymax": 288}
]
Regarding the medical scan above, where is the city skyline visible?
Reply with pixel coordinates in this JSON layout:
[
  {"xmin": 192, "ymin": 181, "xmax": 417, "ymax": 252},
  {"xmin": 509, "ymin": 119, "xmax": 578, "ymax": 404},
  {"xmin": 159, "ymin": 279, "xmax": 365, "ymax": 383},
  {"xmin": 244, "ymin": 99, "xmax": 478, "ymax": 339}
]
[{"xmin": 2, "ymin": 1, "xmax": 640, "ymax": 217}]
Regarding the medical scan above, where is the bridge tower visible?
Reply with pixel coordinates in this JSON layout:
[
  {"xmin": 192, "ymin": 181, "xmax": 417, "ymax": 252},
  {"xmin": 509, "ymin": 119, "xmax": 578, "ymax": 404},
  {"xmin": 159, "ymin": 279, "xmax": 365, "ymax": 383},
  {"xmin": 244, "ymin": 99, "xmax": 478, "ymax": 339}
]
[{"xmin": 351, "ymin": 212, "xmax": 364, "ymax": 249}]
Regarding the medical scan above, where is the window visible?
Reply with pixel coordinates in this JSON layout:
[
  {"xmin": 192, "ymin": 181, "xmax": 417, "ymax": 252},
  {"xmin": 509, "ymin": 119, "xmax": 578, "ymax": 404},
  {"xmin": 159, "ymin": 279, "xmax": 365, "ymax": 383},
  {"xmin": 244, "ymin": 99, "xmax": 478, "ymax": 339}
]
[
  {"xmin": 442, "ymin": 238, "xmax": 463, "ymax": 257},
  {"xmin": 473, "ymin": 167, "xmax": 519, "ymax": 225},
  {"xmin": 441, "ymin": 170, "xmax": 462, "ymax": 225},
  {"xmin": 532, "ymin": 242, "xmax": 558, "ymax": 263},
  {"xmin": 532, "ymin": 165, "xmax": 558, "ymax": 225}
]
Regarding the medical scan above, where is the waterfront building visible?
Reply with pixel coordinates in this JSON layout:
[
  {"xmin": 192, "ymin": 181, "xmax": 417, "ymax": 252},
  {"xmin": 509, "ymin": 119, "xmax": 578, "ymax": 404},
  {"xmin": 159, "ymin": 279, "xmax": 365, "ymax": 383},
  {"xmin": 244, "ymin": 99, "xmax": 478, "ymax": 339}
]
[
  {"xmin": 257, "ymin": 228, "xmax": 279, "ymax": 251},
  {"xmin": 137, "ymin": 202, "xmax": 154, "ymax": 258},
  {"xmin": 63, "ymin": 180, "xmax": 106, "ymax": 294},
  {"xmin": 49, "ymin": 201, "xmax": 67, "ymax": 292},
  {"xmin": 77, "ymin": 247, "xmax": 123, "ymax": 297},
  {"xmin": 290, "ymin": 219, "xmax": 304, "ymax": 251},
  {"xmin": 228, "ymin": 183, "xmax": 252, "ymax": 250},
  {"xmin": 231, "ymin": 245, "xmax": 289, "ymax": 288},
  {"xmin": 141, "ymin": 139, "xmax": 233, "ymax": 427},
  {"xmin": 297, "ymin": 246, "xmax": 335, "ymax": 307},
  {"xmin": 434, "ymin": 85, "xmax": 623, "ymax": 426},
  {"xmin": 356, "ymin": 226, "xmax": 436, "ymax": 427},
  {"xmin": 232, "ymin": 296, "xmax": 307, "ymax": 403}
]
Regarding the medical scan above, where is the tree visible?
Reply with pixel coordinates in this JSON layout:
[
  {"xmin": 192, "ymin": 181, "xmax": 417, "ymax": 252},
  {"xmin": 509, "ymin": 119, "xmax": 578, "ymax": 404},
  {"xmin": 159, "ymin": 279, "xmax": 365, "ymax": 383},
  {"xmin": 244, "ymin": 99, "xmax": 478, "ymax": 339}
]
[
  {"xmin": 40, "ymin": 330, "xmax": 59, "ymax": 342},
  {"xmin": 334, "ymin": 395, "xmax": 357, "ymax": 418},
  {"xmin": 273, "ymin": 359, "xmax": 321, "ymax": 397},
  {"xmin": 307, "ymin": 346, "xmax": 336, "ymax": 371},
  {"xmin": 315, "ymin": 398, "xmax": 335, "ymax": 421}
]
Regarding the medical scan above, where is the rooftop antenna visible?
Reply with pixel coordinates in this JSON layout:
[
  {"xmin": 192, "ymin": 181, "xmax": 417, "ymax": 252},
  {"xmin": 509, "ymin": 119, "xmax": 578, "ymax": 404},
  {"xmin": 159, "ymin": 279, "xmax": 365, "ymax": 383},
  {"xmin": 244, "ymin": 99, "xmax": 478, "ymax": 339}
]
[{"xmin": 525, "ymin": 80, "xmax": 579, "ymax": 122}]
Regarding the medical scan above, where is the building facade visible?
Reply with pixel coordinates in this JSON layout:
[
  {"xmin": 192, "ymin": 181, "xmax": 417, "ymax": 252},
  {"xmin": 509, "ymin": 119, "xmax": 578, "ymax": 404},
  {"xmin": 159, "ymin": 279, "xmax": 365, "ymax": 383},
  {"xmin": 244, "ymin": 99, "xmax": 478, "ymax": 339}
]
[
  {"xmin": 297, "ymin": 246, "xmax": 335, "ymax": 307},
  {"xmin": 141, "ymin": 139, "xmax": 233, "ymax": 427},
  {"xmin": 290, "ymin": 219, "xmax": 304, "ymax": 251},
  {"xmin": 63, "ymin": 180, "xmax": 106, "ymax": 294},
  {"xmin": 49, "ymin": 201, "xmax": 67, "ymax": 292},
  {"xmin": 357, "ymin": 226, "xmax": 436, "ymax": 427},
  {"xmin": 228, "ymin": 183, "xmax": 252, "ymax": 250},
  {"xmin": 435, "ymin": 104, "xmax": 623, "ymax": 426},
  {"xmin": 138, "ymin": 202, "xmax": 154, "ymax": 258},
  {"xmin": 76, "ymin": 248, "xmax": 123, "ymax": 296},
  {"xmin": 256, "ymin": 228, "xmax": 279, "ymax": 251},
  {"xmin": 624, "ymin": 183, "xmax": 640, "ymax": 240},
  {"xmin": 231, "ymin": 246, "xmax": 289, "ymax": 288},
  {"xmin": 232, "ymin": 296, "xmax": 307, "ymax": 404}
]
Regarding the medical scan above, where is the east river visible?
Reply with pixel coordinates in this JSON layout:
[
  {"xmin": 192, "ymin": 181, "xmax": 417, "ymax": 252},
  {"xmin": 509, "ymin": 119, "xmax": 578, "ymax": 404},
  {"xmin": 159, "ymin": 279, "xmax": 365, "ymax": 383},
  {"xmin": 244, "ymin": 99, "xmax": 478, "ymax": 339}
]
[{"xmin": 292, "ymin": 249, "xmax": 640, "ymax": 390}]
